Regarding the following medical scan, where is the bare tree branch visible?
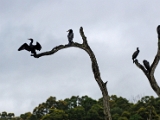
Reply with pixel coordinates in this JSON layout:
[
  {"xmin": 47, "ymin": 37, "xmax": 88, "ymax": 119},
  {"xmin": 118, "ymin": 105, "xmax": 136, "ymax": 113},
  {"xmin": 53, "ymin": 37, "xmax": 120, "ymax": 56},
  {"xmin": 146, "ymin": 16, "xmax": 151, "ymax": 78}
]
[
  {"xmin": 134, "ymin": 60, "xmax": 149, "ymax": 78},
  {"xmin": 34, "ymin": 43, "xmax": 83, "ymax": 58},
  {"xmin": 34, "ymin": 27, "xmax": 112, "ymax": 120},
  {"xmin": 150, "ymin": 51, "xmax": 160, "ymax": 75}
]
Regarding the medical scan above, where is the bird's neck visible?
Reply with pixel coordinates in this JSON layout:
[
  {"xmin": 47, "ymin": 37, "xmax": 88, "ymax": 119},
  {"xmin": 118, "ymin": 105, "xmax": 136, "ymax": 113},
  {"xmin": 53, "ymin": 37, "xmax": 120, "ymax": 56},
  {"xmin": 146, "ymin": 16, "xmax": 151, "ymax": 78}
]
[{"xmin": 30, "ymin": 40, "xmax": 33, "ymax": 46}]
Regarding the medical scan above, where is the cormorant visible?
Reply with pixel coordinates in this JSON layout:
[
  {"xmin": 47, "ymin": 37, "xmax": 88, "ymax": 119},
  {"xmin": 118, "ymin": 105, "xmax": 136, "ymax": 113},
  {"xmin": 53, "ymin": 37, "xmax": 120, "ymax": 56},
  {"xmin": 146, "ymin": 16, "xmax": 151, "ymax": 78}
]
[
  {"xmin": 132, "ymin": 47, "xmax": 140, "ymax": 63},
  {"xmin": 157, "ymin": 25, "xmax": 160, "ymax": 39},
  {"xmin": 18, "ymin": 38, "xmax": 42, "ymax": 56},
  {"xmin": 67, "ymin": 29, "xmax": 74, "ymax": 45},
  {"xmin": 143, "ymin": 60, "xmax": 150, "ymax": 72}
]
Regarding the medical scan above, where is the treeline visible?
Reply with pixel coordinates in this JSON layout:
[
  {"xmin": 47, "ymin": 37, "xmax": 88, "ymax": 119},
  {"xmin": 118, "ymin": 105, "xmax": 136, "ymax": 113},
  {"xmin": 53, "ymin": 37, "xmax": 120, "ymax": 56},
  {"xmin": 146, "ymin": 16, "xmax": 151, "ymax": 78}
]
[{"xmin": 0, "ymin": 95, "xmax": 160, "ymax": 120}]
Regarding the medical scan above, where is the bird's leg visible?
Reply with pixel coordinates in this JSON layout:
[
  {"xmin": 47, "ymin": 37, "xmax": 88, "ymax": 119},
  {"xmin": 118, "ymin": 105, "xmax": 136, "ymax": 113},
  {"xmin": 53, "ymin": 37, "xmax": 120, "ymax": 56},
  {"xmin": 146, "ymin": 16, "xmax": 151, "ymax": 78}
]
[
  {"xmin": 31, "ymin": 51, "xmax": 37, "ymax": 56},
  {"xmin": 134, "ymin": 59, "xmax": 138, "ymax": 63},
  {"xmin": 68, "ymin": 41, "xmax": 72, "ymax": 45},
  {"xmin": 70, "ymin": 39, "xmax": 74, "ymax": 44},
  {"xmin": 31, "ymin": 53, "xmax": 34, "ymax": 56}
]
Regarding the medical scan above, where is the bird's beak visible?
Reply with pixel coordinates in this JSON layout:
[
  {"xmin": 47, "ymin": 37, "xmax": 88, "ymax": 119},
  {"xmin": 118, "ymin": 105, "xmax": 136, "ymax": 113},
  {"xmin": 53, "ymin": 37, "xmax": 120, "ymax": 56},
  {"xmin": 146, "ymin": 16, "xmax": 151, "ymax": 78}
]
[{"xmin": 66, "ymin": 30, "xmax": 69, "ymax": 32}]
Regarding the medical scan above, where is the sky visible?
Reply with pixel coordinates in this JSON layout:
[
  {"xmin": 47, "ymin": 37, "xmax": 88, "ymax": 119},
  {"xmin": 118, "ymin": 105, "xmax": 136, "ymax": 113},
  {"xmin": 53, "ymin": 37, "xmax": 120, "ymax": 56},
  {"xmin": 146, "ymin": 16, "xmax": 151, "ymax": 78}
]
[{"xmin": 1, "ymin": 0, "xmax": 160, "ymax": 116}]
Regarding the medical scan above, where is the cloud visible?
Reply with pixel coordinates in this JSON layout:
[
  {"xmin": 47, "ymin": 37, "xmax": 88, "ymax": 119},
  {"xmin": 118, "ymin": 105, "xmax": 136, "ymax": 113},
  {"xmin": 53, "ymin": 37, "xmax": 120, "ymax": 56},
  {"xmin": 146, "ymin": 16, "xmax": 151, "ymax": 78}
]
[{"xmin": 0, "ymin": 0, "xmax": 160, "ymax": 116}]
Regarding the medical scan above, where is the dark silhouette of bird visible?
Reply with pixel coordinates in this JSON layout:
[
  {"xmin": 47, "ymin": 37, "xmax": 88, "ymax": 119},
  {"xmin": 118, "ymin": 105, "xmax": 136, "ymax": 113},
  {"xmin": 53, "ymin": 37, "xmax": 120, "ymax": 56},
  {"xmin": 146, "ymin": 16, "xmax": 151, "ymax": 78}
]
[
  {"xmin": 132, "ymin": 47, "xmax": 140, "ymax": 63},
  {"xmin": 18, "ymin": 38, "xmax": 42, "ymax": 56},
  {"xmin": 143, "ymin": 60, "xmax": 151, "ymax": 72},
  {"xmin": 157, "ymin": 25, "xmax": 160, "ymax": 39},
  {"xmin": 67, "ymin": 29, "xmax": 74, "ymax": 45}
]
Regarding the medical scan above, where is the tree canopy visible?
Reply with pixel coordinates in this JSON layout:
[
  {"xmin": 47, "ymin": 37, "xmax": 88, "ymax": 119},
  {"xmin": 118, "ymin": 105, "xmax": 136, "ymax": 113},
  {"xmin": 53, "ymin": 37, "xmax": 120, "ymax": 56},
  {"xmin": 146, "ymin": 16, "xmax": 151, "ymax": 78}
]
[{"xmin": 1, "ymin": 95, "xmax": 160, "ymax": 120}]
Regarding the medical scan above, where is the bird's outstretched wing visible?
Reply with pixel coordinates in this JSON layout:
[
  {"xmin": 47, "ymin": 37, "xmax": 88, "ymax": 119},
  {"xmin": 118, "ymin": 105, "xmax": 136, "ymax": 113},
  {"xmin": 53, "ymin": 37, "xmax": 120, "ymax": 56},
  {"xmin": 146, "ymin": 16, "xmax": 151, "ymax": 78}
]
[
  {"xmin": 34, "ymin": 42, "xmax": 42, "ymax": 51},
  {"xmin": 18, "ymin": 43, "xmax": 30, "ymax": 51}
]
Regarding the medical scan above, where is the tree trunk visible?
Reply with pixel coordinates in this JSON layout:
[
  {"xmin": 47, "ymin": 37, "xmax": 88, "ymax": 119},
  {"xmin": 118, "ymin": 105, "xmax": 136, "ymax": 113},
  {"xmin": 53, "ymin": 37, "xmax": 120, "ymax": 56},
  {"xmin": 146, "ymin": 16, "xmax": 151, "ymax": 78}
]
[{"xmin": 34, "ymin": 27, "xmax": 112, "ymax": 120}]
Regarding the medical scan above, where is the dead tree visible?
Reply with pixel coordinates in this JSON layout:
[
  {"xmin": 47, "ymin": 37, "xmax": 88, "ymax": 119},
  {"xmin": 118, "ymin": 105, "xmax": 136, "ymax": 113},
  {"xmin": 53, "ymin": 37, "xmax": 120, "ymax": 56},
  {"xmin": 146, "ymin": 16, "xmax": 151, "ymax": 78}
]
[
  {"xmin": 133, "ymin": 25, "xmax": 160, "ymax": 97},
  {"xmin": 34, "ymin": 27, "xmax": 112, "ymax": 120}
]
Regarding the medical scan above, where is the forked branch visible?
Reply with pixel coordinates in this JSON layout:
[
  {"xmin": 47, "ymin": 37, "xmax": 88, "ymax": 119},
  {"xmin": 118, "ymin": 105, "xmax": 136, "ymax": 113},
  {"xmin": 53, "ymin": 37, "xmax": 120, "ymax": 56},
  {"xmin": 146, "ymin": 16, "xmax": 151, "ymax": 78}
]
[{"xmin": 134, "ymin": 25, "xmax": 160, "ymax": 97}]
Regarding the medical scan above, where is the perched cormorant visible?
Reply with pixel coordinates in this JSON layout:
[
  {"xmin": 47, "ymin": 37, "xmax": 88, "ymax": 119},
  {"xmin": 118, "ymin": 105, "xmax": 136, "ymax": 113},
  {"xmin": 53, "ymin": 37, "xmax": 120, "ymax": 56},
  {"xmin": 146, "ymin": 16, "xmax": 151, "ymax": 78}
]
[
  {"xmin": 143, "ymin": 60, "xmax": 150, "ymax": 72},
  {"xmin": 132, "ymin": 47, "xmax": 140, "ymax": 63},
  {"xmin": 18, "ymin": 38, "xmax": 42, "ymax": 56},
  {"xmin": 67, "ymin": 29, "xmax": 74, "ymax": 44},
  {"xmin": 157, "ymin": 25, "xmax": 160, "ymax": 39}
]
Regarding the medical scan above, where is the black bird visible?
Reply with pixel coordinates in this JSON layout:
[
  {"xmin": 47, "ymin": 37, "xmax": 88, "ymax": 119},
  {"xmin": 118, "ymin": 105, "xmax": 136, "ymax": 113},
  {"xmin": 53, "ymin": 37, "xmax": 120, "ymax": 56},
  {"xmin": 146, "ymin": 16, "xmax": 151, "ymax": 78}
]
[
  {"xmin": 143, "ymin": 60, "xmax": 150, "ymax": 72},
  {"xmin": 18, "ymin": 38, "xmax": 42, "ymax": 56},
  {"xmin": 67, "ymin": 29, "xmax": 74, "ymax": 45},
  {"xmin": 132, "ymin": 47, "xmax": 140, "ymax": 63}
]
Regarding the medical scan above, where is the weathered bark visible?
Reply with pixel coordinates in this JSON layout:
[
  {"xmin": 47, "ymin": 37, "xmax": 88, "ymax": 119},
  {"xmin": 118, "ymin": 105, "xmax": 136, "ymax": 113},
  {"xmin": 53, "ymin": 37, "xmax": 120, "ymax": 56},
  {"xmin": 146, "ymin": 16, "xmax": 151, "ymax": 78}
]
[
  {"xmin": 34, "ymin": 27, "xmax": 112, "ymax": 120},
  {"xmin": 134, "ymin": 25, "xmax": 160, "ymax": 97}
]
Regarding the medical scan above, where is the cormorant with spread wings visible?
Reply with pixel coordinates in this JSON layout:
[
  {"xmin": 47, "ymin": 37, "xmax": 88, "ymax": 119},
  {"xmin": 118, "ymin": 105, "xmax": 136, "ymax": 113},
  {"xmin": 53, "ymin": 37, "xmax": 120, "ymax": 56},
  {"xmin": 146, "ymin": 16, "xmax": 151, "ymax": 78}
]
[{"xmin": 18, "ymin": 38, "xmax": 42, "ymax": 56}]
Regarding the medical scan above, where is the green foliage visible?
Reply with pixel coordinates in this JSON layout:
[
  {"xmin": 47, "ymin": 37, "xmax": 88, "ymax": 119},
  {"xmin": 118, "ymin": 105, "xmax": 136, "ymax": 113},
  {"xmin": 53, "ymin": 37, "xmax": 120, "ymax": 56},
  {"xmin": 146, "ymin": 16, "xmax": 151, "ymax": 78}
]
[
  {"xmin": 111, "ymin": 107, "xmax": 123, "ymax": 115},
  {"xmin": 129, "ymin": 114, "xmax": 142, "ymax": 120},
  {"xmin": 78, "ymin": 95, "xmax": 97, "ymax": 112},
  {"xmin": 20, "ymin": 112, "xmax": 37, "ymax": 120},
  {"xmin": 118, "ymin": 117, "xmax": 128, "ymax": 120},
  {"xmin": 112, "ymin": 113, "xmax": 120, "ymax": 120},
  {"xmin": 67, "ymin": 106, "xmax": 85, "ymax": 120},
  {"xmin": 1, "ymin": 95, "xmax": 160, "ymax": 120},
  {"xmin": 42, "ymin": 109, "xmax": 68, "ymax": 120},
  {"xmin": 0, "ymin": 111, "xmax": 15, "ymax": 120},
  {"xmin": 86, "ymin": 104, "xmax": 104, "ymax": 120},
  {"xmin": 121, "ymin": 111, "xmax": 130, "ymax": 119}
]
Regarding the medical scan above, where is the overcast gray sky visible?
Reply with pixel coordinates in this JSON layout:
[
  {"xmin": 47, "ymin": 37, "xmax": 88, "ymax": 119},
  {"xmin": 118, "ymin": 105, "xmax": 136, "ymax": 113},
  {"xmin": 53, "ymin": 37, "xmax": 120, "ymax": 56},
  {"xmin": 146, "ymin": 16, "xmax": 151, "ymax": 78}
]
[{"xmin": 1, "ymin": 0, "xmax": 160, "ymax": 116}]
